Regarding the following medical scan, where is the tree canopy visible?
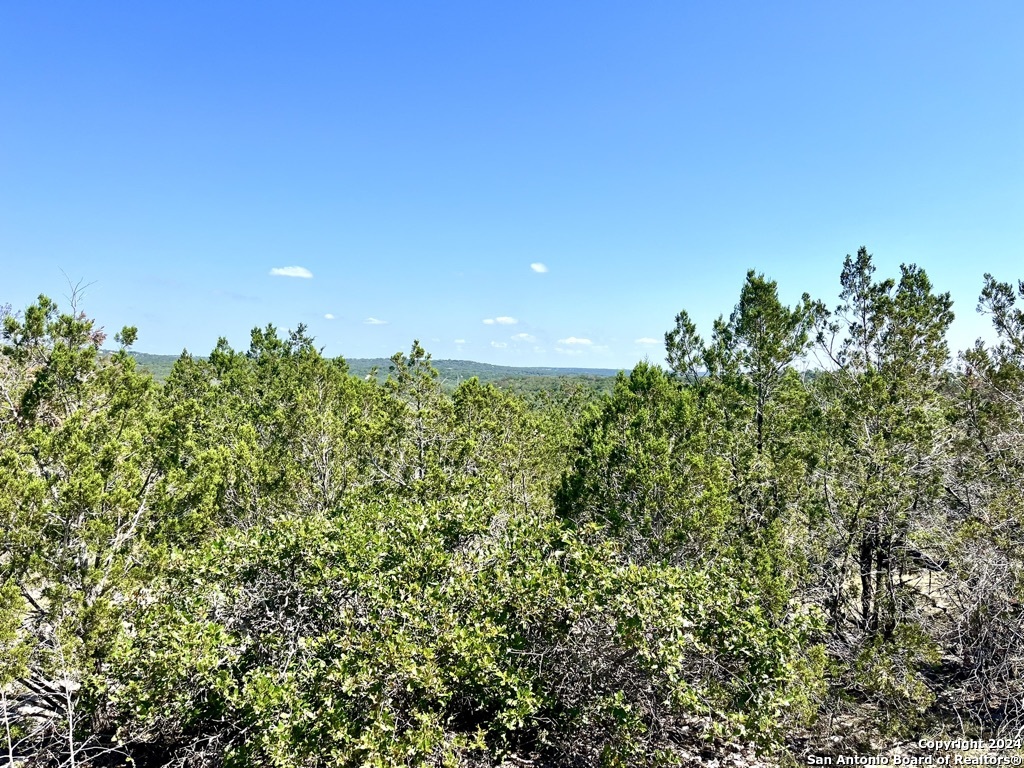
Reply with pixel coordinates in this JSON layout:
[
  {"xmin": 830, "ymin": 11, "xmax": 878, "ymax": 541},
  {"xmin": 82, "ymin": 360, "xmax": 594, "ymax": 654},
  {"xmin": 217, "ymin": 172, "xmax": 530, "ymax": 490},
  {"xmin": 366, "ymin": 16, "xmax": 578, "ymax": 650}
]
[{"xmin": 2, "ymin": 250, "xmax": 1023, "ymax": 766}]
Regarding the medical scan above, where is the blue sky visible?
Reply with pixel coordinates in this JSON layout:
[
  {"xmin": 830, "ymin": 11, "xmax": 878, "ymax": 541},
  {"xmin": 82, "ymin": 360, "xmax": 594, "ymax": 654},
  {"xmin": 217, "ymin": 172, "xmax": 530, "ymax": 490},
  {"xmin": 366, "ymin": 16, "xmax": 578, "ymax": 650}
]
[{"xmin": 2, "ymin": 2, "xmax": 1022, "ymax": 369}]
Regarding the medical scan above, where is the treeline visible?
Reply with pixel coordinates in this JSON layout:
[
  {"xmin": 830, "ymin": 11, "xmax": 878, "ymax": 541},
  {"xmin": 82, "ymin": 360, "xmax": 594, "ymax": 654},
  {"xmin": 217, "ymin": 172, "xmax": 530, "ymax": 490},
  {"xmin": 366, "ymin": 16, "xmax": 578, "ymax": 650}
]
[
  {"xmin": 1, "ymin": 248, "xmax": 1022, "ymax": 766},
  {"xmin": 125, "ymin": 352, "xmax": 621, "ymax": 395}
]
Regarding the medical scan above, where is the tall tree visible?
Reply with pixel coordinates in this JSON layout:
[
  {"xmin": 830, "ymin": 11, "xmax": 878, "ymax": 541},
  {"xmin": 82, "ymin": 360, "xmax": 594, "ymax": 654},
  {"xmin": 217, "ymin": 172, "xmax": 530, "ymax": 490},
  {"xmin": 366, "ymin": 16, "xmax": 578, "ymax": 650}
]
[
  {"xmin": 668, "ymin": 271, "xmax": 817, "ymax": 537},
  {"xmin": 0, "ymin": 296, "xmax": 160, "ymax": 764},
  {"xmin": 803, "ymin": 249, "xmax": 956, "ymax": 735},
  {"xmin": 709, "ymin": 270, "xmax": 814, "ymax": 455},
  {"xmin": 941, "ymin": 274, "xmax": 1024, "ymax": 733}
]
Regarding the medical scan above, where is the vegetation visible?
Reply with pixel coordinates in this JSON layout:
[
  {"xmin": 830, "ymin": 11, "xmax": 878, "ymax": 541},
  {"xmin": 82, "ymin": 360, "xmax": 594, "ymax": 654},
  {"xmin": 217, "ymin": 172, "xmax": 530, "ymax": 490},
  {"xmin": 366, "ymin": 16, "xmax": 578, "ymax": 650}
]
[
  {"xmin": 124, "ymin": 352, "xmax": 621, "ymax": 397},
  {"xmin": 2, "ymin": 249, "xmax": 1022, "ymax": 766}
]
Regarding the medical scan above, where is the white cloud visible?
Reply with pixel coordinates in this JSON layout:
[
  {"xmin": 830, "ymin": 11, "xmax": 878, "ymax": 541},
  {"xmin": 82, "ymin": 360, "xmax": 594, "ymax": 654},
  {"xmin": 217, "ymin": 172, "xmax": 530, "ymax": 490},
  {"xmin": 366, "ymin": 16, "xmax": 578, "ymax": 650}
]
[
  {"xmin": 495, "ymin": 316, "xmax": 517, "ymax": 325},
  {"xmin": 269, "ymin": 266, "xmax": 313, "ymax": 278},
  {"xmin": 491, "ymin": 341, "xmax": 508, "ymax": 348},
  {"xmin": 555, "ymin": 347, "xmax": 583, "ymax": 356},
  {"xmin": 324, "ymin": 313, "xmax": 335, "ymax": 320},
  {"xmin": 482, "ymin": 318, "xmax": 496, "ymax": 325},
  {"xmin": 558, "ymin": 336, "xmax": 592, "ymax": 345},
  {"xmin": 512, "ymin": 333, "xmax": 535, "ymax": 342},
  {"xmin": 530, "ymin": 262, "xmax": 548, "ymax": 273},
  {"xmin": 635, "ymin": 337, "xmax": 659, "ymax": 345},
  {"xmin": 364, "ymin": 317, "xmax": 388, "ymax": 325},
  {"xmin": 454, "ymin": 339, "xmax": 466, "ymax": 344}
]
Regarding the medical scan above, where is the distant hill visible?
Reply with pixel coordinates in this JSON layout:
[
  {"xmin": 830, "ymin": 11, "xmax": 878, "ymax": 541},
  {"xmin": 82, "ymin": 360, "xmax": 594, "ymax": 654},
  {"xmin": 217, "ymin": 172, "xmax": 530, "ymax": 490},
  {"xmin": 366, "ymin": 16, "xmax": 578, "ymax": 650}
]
[
  {"xmin": 344, "ymin": 357, "xmax": 624, "ymax": 383},
  {"xmin": 122, "ymin": 351, "xmax": 627, "ymax": 392},
  {"xmin": 124, "ymin": 352, "xmax": 182, "ymax": 380}
]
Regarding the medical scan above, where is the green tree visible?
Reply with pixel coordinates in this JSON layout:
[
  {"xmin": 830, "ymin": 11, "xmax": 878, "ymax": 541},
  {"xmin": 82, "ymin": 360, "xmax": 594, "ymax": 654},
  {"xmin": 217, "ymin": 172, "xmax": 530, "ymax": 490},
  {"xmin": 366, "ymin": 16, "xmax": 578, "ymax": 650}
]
[
  {"xmin": 668, "ymin": 273, "xmax": 817, "ymax": 530},
  {"xmin": 556, "ymin": 362, "xmax": 730, "ymax": 565},
  {"xmin": 0, "ymin": 296, "xmax": 160, "ymax": 764},
  {"xmin": 808, "ymin": 249, "xmax": 954, "ymax": 734},
  {"xmin": 665, "ymin": 273, "xmax": 820, "ymax": 619},
  {"xmin": 940, "ymin": 274, "xmax": 1024, "ymax": 734}
]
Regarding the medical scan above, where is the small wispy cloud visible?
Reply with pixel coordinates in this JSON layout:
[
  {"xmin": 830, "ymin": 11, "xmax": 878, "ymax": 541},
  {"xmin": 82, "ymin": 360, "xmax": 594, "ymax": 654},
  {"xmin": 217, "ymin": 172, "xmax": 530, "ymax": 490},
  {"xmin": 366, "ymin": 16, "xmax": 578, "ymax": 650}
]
[
  {"xmin": 491, "ymin": 341, "xmax": 508, "ymax": 349},
  {"xmin": 483, "ymin": 318, "xmax": 495, "ymax": 325},
  {"xmin": 324, "ymin": 313, "xmax": 335, "ymax": 320},
  {"xmin": 558, "ymin": 336, "xmax": 592, "ymax": 345},
  {"xmin": 530, "ymin": 262, "xmax": 548, "ymax": 273},
  {"xmin": 635, "ymin": 337, "xmax": 659, "ymax": 345},
  {"xmin": 555, "ymin": 347, "xmax": 583, "ymax": 356},
  {"xmin": 364, "ymin": 317, "xmax": 388, "ymax": 325},
  {"xmin": 483, "ymin": 316, "xmax": 518, "ymax": 325},
  {"xmin": 512, "ymin": 332, "xmax": 536, "ymax": 342},
  {"xmin": 454, "ymin": 339, "xmax": 466, "ymax": 344},
  {"xmin": 269, "ymin": 266, "xmax": 313, "ymax": 278}
]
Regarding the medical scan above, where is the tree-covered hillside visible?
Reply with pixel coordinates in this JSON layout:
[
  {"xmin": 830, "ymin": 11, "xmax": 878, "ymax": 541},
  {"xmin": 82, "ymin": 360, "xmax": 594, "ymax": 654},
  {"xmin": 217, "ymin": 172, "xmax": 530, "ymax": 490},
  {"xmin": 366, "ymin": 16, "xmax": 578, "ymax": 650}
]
[
  {"xmin": 125, "ymin": 352, "xmax": 623, "ymax": 396},
  {"xmin": 2, "ymin": 249, "xmax": 1022, "ymax": 767}
]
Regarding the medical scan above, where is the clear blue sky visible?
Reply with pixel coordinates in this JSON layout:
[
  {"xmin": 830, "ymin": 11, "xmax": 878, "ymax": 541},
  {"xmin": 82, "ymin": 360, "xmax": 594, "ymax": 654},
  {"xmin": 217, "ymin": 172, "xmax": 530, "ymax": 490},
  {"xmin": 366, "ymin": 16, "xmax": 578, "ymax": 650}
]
[{"xmin": 2, "ymin": 2, "xmax": 1022, "ymax": 368}]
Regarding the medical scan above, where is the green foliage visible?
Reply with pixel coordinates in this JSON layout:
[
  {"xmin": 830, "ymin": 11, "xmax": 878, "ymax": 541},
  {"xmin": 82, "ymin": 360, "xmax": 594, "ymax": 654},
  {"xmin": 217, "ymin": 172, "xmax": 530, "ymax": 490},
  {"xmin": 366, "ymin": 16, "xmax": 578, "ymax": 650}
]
[
  {"xmin": 129, "ymin": 350, "xmax": 623, "ymax": 395},
  {"xmin": 1, "ymin": 295, "xmax": 161, "ymax": 763},
  {"xmin": 848, "ymin": 625, "xmax": 940, "ymax": 737},
  {"xmin": 115, "ymin": 500, "xmax": 820, "ymax": 765},
  {"xmin": 0, "ymin": 581, "xmax": 29, "ymax": 686},
  {"xmin": 4, "ymin": 252, "xmax": 1024, "ymax": 764},
  {"xmin": 557, "ymin": 363, "xmax": 731, "ymax": 564},
  {"xmin": 812, "ymin": 251, "xmax": 954, "ymax": 638}
]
